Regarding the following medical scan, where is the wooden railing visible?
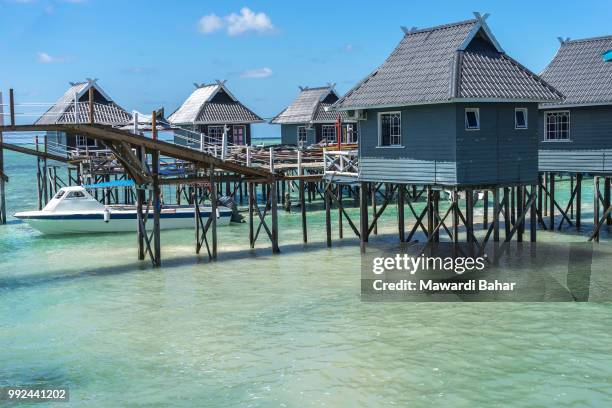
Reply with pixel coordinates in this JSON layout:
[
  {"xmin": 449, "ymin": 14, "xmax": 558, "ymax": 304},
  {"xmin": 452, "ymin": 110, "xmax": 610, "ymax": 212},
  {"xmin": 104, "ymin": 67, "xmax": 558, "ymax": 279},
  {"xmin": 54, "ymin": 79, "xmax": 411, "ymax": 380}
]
[{"xmin": 323, "ymin": 149, "xmax": 359, "ymax": 177}]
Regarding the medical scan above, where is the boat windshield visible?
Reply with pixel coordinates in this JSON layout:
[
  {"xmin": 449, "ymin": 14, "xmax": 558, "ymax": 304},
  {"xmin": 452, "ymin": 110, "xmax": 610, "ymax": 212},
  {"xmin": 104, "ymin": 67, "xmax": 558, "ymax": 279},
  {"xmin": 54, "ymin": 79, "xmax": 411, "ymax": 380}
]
[
  {"xmin": 65, "ymin": 191, "xmax": 86, "ymax": 199},
  {"xmin": 54, "ymin": 190, "xmax": 65, "ymax": 199}
]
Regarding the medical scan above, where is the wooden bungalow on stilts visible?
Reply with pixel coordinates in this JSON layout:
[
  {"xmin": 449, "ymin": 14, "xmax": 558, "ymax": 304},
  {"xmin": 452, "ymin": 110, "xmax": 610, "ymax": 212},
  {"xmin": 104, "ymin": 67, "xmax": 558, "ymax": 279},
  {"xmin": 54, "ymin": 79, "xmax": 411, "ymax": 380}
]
[
  {"xmin": 331, "ymin": 13, "xmax": 563, "ymax": 250},
  {"xmin": 35, "ymin": 79, "xmax": 131, "ymax": 153},
  {"xmin": 537, "ymin": 35, "xmax": 612, "ymax": 240},
  {"xmin": 168, "ymin": 80, "xmax": 263, "ymax": 147},
  {"xmin": 271, "ymin": 85, "xmax": 357, "ymax": 146}
]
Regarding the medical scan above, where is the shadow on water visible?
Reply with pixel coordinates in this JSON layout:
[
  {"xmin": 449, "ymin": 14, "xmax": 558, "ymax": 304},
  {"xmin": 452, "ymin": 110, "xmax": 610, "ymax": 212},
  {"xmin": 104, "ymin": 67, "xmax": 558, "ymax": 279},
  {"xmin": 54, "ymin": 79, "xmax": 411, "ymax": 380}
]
[{"xmin": 0, "ymin": 233, "xmax": 369, "ymax": 291}]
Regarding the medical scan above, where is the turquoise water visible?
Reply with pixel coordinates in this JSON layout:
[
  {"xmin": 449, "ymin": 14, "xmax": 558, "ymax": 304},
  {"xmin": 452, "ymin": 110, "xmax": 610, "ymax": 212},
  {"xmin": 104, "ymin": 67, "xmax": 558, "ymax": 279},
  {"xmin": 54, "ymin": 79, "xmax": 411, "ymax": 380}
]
[{"xmin": 1, "ymin": 148, "xmax": 612, "ymax": 407}]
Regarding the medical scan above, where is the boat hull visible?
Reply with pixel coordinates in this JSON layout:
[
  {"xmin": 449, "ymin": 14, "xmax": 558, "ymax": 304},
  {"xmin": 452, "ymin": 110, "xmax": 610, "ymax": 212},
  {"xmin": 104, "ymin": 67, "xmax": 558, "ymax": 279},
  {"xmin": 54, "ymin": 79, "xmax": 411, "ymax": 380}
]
[{"xmin": 14, "ymin": 207, "xmax": 233, "ymax": 235}]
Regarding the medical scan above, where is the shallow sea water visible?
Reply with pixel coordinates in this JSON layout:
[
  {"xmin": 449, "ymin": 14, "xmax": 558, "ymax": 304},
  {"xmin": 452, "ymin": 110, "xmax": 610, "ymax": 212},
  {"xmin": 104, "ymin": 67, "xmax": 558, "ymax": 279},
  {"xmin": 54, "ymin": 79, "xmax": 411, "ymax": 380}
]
[{"xmin": 1, "ymin": 148, "xmax": 612, "ymax": 407}]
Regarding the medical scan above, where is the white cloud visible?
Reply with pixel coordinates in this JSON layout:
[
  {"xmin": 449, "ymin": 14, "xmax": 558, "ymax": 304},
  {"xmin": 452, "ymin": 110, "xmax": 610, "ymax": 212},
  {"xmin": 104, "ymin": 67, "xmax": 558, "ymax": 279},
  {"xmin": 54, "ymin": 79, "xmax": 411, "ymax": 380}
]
[
  {"xmin": 198, "ymin": 14, "xmax": 223, "ymax": 34},
  {"xmin": 197, "ymin": 7, "xmax": 274, "ymax": 36},
  {"xmin": 37, "ymin": 52, "xmax": 54, "ymax": 63},
  {"xmin": 37, "ymin": 52, "xmax": 70, "ymax": 63},
  {"xmin": 240, "ymin": 67, "xmax": 272, "ymax": 79},
  {"xmin": 225, "ymin": 7, "xmax": 274, "ymax": 36}
]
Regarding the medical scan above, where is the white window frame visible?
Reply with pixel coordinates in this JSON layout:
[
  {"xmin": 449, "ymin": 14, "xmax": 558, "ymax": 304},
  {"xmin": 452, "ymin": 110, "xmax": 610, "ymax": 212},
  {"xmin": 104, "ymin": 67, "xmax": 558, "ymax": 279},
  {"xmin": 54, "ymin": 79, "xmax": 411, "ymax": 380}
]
[
  {"xmin": 345, "ymin": 124, "xmax": 357, "ymax": 144},
  {"xmin": 378, "ymin": 112, "xmax": 402, "ymax": 147},
  {"xmin": 208, "ymin": 125, "xmax": 225, "ymax": 144},
  {"xmin": 514, "ymin": 108, "xmax": 528, "ymax": 130},
  {"xmin": 297, "ymin": 126, "xmax": 307, "ymax": 144},
  {"xmin": 465, "ymin": 108, "xmax": 480, "ymax": 130},
  {"xmin": 544, "ymin": 110, "xmax": 571, "ymax": 142},
  {"xmin": 321, "ymin": 125, "xmax": 337, "ymax": 143}
]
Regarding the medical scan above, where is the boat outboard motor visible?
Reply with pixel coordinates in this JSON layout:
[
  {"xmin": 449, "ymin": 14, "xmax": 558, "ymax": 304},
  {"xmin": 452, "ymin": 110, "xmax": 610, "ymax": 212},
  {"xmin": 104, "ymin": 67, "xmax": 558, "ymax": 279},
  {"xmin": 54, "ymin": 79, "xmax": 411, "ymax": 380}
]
[
  {"xmin": 103, "ymin": 208, "xmax": 111, "ymax": 223},
  {"xmin": 217, "ymin": 196, "xmax": 243, "ymax": 223}
]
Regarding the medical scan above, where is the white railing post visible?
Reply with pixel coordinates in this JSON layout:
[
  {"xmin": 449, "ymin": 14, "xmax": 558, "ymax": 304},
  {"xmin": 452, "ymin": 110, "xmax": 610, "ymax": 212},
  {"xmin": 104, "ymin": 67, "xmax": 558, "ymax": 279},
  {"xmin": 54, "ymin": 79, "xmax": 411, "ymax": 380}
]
[
  {"xmin": 200, "ymin": 133, "xmax": 204, "ymax": 152},
  {"xmin": 221, "ymin": 127, "xmax": 228, "ymax": 160},
  {"xmin": 246, "ymin": 146, "xmax": 252, "ymax": 167},
  {"xmin": 297, "ymin": 149, "xmax": 303, "ymax": 176},
  {"xmin": 269, "ymin": 147, "xmax": 275, "ymax": 173},
  {"xmin": 132, "ymin": 111, "xmax": 139, "ymax": 134}
]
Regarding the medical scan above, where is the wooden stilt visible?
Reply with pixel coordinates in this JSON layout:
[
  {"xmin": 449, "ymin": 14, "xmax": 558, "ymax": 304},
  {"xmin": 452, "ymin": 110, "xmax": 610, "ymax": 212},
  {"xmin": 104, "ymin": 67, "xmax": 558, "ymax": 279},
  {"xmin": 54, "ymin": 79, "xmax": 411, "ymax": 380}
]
[
  {"xmin": 359, "ymin": 182, "xmax": 368, "ymax": 252},
  {"xmin": 503, "ymin": 187, "xmax": 511, "ymax": 241},
  {"xmin": 371, "ymin": 183, "xmax": 378, "ymax": 235},
  {"xmin": 594, "ymin": 176, "xmax": 600, "ymax": 243},
  {"xmin": 433, "ymin": 189, "xmax": 440, "ymax": 242},
  {"xmin": 248, "ymin": 182, "xmax": 255, "ymax": 248},
  {"xmin": 517, "ymin": 185, "xmax": 523, "ymax": 242},
  {"xmin": 530, "ymin": 184, "xmax": 537, "ymax": 242},
  {"xmin": 493, "ymin": 187, "xmax": 500, "ymax": 242},
  {"xmin": 152, "ymin": 121, "xmax": 161, "ymax": 267},
  {"xmin": 483, "ymin": 190, "xmax": 489, "ymax": 230},
  {"xmin": 452, "ymin": 188, "xmax": 459, "ymax": 243},
  {"xmin": 570, "ymin": 175, "xmax": 574, "ymax": 219},
  {"xmin": 576, "ymin": 173, "xmax": 582, "ymax": 230},
  {"xmin": 337, "ymin": 184, "xmax": 343, "ymax": 239},
  {"xmin": 210, "ymin": 165, "xmax": 218, "ymax": 259},
  {"xmin": 605, "ymin": 177, "xmax": 611, "ymax": 226},
  {"xmin": 270, "ymin": 180, "xmax": 280, "ymax": 253},
  {"xmin": 325, "ymin": 184, "xmax": 332, "ymax": 247},
  {"xmin": 466, "ymin": 188, "xmax": 474, "ymax": 243},
  {"xmin": 0, "ymin": 92, "xmax": 5, "ymax": 225},
  {"xmin": 426, "ymin": 186, "xmax": 433, "ymax": 241},
  {"xmin": 549, "ymin": 173, "xmax": 555, "ymax": 230},
  {"xmin": 398, "ymin": 184, "xmax": 405, "ymax": 242}
]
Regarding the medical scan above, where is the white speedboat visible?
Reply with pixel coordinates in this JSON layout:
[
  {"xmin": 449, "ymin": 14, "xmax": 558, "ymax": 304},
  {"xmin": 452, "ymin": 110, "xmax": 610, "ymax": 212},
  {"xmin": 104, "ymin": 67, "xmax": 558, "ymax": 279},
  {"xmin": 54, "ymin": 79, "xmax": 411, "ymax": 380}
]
[{"xmin": 14, "ymin": 186, "xmax": 232, "ymax": 235}]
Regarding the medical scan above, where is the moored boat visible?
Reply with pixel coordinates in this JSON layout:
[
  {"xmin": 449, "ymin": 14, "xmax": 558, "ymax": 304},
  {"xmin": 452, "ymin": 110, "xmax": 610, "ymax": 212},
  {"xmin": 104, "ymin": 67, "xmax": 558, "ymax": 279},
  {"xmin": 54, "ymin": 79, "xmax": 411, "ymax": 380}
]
[{"xmin": 14, "ymin": 186, "xmax": 232, "ymax": 235}]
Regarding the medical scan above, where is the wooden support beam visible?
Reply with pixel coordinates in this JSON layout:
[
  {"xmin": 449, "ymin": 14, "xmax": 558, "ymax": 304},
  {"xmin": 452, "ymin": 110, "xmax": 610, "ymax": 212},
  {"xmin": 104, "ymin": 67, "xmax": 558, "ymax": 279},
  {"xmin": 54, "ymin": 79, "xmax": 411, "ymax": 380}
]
[
  {"xmin": 337, "ymin": 185, "xmax": 343, "ymax": 239},
  {"xmin": 493, "ymin": 188, "xmax": 500, "ymax": 242},
  {"xmin": 270, "ymin": 180, "xmax": 280, "ymax": 253},
  {"xmin": 594, "ymin": 176, "xmax": 600, "ymax": 243},
  {"xmin": 503, "ymin": 187, "xmax": 511, "ymax": 240},
  {"xmin": 9, "ymin": 89, "xmax": 15, "ymax": 127},
  {"xmin": 359, "ymin": 182, "xmax": 368, "ymax": 252},
  {"xmin": 325, "ymin": 183, "xmax": 332, "ymax": 247},
  {"xmin": 0, "ymin": 91, "xmax": 5, "ymax": 225},
  {"xmin": 0, "ymin": 142, "xmax": 69, "ymax": 162},
  {"xmin": 530, "ymin": 184, "xmax": 537, "ymax": 242},
  {"xmin": 248, "ymin": 182, "xmax": 255, "ymax": 248},
  {"xmin": 88, "ymin": 87, "xmax": 94, "ymax": 125},
  {"xmin": 576, "ymin": 173, "xmax": 582, "ymax": 229},
  {"xmin": 210, "ymin": 165, "xmax": 218, "ymax": 259},
  {"xmin": 549, "ymin": 172, "xmax": 555, "ymax": 229},
  {"xmin": 398, "ymin": 184, "xmax": 405, "ymax": 242}
]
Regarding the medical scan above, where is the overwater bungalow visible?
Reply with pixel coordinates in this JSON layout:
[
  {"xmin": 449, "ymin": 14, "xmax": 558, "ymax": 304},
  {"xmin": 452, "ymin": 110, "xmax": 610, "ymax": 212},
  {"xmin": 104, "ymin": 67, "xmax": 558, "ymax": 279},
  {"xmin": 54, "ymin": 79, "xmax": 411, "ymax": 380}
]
[
  {"xmin": 332, "ymin": 14, "xmax": 563, "ymax": 186},
  {"xmin": 538, "ymin": 35, "xmax": 612, "ymax": 174},
  {"xmin": 168, "ymin": 80, "xmax": 263, "ymax": 146},
  {"xmin": 271, "ymin": 85, "xmax": 357, "ymax": 146},
  {"xmin": 35, "ymin": 79, "xmax": 131, "ymax": 152}
]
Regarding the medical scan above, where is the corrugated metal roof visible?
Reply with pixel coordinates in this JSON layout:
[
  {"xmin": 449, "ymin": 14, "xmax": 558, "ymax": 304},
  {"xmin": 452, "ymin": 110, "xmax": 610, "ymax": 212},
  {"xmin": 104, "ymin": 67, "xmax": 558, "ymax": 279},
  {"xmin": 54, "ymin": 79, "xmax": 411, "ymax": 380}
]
[
  {"xmin": 540, "ymin": 35, "xmax": 612, "ymax": 107},
  {"xmin": 271, "ymin": 86, "xmax": 349, "ymax": 124},
  {"xmin": 168, "ymin": 82, "xmax": 263, "ymax": 124},
  {"xmin": 335, "ymin": 17, "xmax": 562, "ymax": 109}
]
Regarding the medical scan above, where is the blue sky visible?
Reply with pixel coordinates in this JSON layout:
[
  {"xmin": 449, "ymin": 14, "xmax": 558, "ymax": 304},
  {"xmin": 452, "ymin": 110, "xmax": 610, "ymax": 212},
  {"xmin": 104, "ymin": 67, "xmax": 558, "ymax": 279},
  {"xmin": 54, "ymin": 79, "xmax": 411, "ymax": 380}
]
[{"xmin": 1, "ymin": 0, "xmax": 611, "ymax": 137}]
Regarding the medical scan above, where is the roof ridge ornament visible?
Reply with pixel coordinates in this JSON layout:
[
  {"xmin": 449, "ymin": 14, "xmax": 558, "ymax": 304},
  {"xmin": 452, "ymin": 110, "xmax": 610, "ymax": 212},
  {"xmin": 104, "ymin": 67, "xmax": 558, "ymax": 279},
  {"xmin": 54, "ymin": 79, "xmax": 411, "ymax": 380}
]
[
  {"xmin": 400, "ymin": 26, "xmax": 418, "ymax": 35},
  {"xmin": 472, "ymin": 12, "xmax": 490, "ymax": 22},
  {"xmin": 215, "ymin": 79, "xmax": 227, "ymax": 86},
  {"xmin": 557, "ymin": 37, "xmax": 571, "ymax": 44}
]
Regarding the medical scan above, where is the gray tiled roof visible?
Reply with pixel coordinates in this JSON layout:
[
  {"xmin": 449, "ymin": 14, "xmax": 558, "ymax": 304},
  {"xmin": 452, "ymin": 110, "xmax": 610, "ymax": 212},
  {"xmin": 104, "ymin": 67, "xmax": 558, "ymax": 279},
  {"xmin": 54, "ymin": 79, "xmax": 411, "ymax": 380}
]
[
  {"xmin": 335, "ymin": 18, "xmax": 562, "ymax": 109},
  {"xmin": 57, "ymin": 102, "xmax": 131, "ymax": 125},
  {"xmin": 312, "ymin": 103, "xmax": 353, "ymax": 122},
  {"xmin": 271, "ymin": 86, "xmax": 351, "ymax": 124},
  {"xmin": 168, "ymin": 82, "xmax": 263, "ymax": 124},
  {"xmin": 36, "ymin": 81, "xmax": 129, "ymax": 125},
  {"xmin": 196, "ymin": 102, "xmax": 263, "ymax": 124},
  {"xmin": 540, "ymin": 35, "xmax": 612, "ymax": 107}
]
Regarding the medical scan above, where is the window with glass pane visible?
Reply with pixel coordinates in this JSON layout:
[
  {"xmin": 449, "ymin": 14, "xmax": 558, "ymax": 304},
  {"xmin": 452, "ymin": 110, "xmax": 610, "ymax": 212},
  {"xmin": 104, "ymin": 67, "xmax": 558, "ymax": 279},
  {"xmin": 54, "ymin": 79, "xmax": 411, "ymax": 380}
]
[
  {"xmin": 321, "ymin": 125, "xmax": 336, "ymax": 143},
  {"xmin": 545, "ymin": 111, "xmax": 570, "ymax": 141},
  {"xmin": 379, "ymin": 112, "xmax": 401, "ymax": 146},
  {"xmin": 345, "ymin": 124, "xmax": 356, "ymax": 143},
  {"xmin": 208, "ymin": 126, "xmax": 224, "ymax": 144},
  {"xmin": 465, "ymin": 108, "xmax": 479, "ymax": 130},
  {"xmin": 515, "ymin": 108, "xmax": 528, "ymax": 129},
  {"xmin": 297, "ymin": 126, "xmax": 307, "ymax": 144}
]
